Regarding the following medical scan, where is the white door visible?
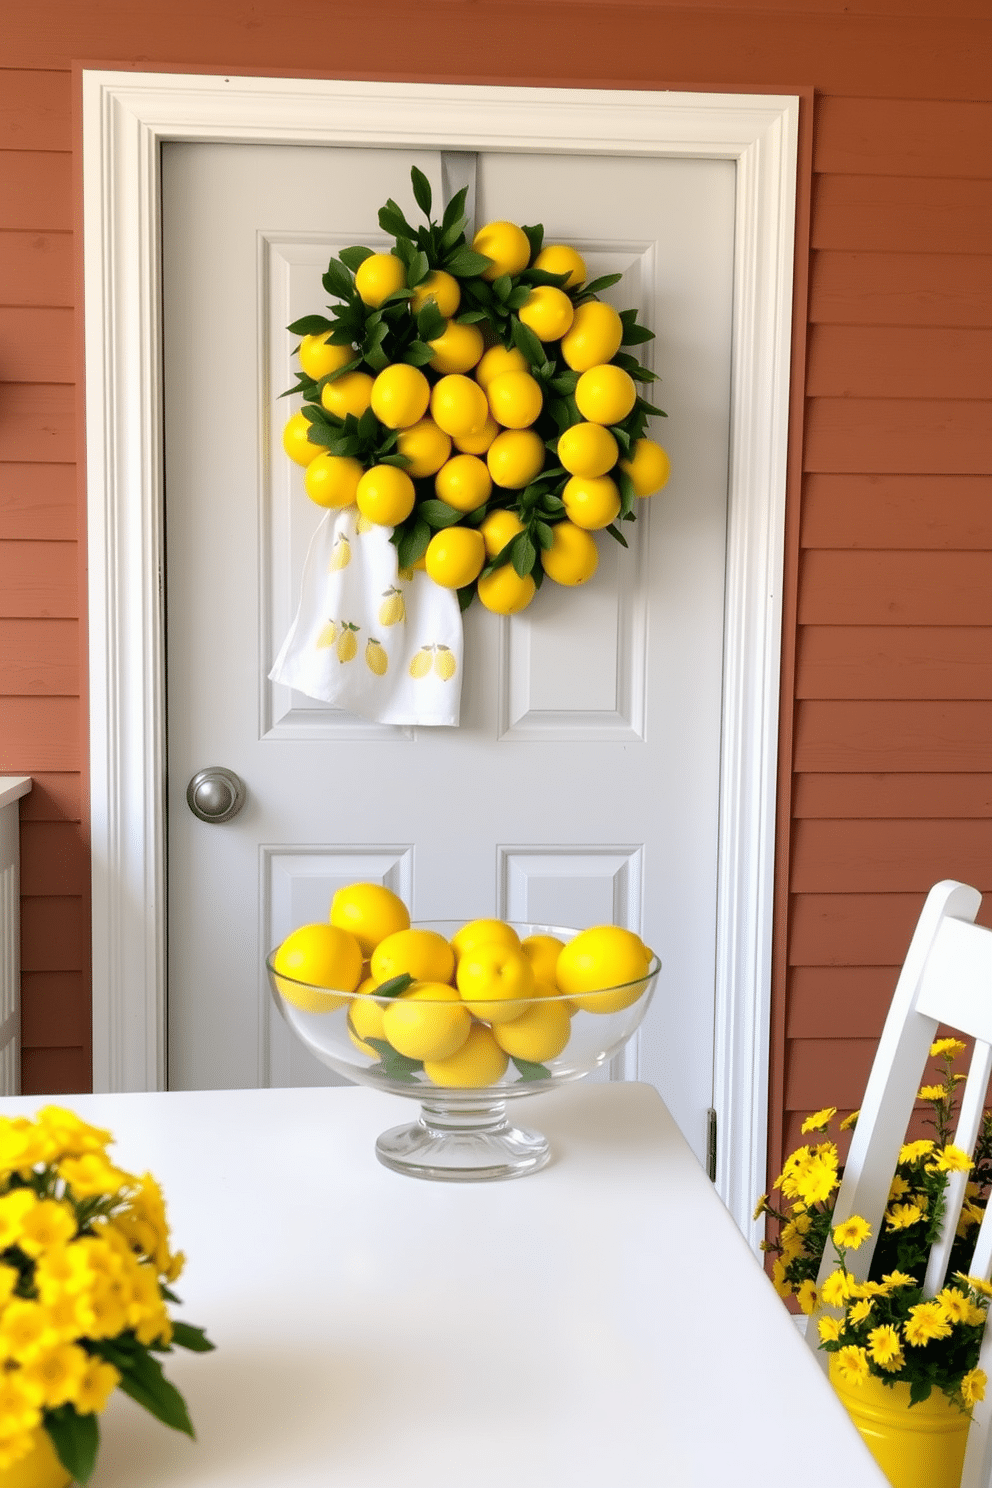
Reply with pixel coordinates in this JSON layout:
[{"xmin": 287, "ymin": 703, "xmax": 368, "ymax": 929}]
[{"xmin": 162, "ymin": 141, "xmax": 734, "ymax": 1165}]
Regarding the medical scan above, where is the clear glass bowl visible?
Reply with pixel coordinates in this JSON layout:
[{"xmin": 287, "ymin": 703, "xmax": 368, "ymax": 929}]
[{"xmin": 266, "ymin": 921, "xmax": 660, "ymax": 1183}]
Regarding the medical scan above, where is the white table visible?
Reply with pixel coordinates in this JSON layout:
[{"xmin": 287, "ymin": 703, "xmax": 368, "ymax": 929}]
[{"xmin": 0, "ymin": 1084, "xmax": 885, "ymax": 1486}]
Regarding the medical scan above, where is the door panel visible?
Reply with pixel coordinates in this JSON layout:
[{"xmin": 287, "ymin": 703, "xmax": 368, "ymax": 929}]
[{"xmin": 163, "ymin": 141, "xmax": 734, "ymax": 1163}]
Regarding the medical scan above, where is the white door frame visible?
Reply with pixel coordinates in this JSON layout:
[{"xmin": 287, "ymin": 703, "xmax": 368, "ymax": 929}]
[{"xmin": 82, "ymin": 70, "xmax": 798, "ymax": 1242}]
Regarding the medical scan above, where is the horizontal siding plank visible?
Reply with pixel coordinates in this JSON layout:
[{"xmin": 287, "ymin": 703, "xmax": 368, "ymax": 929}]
[
  {"xmin": 20, "ymin": 971, "xmax": 88, "ymax": 1047},
  {"xmin": 0, "ymin": 541, "xmax": 77, "ymax": 618},
  {"xmin": 798, "ymin": 551, "xmax": 992, "ymax": 626},
  {"xmin": 21, "ymin": 1048, "xmax": 88, "ymax": 1095},
  {"xmin": 0, "ymin": 70, "xmax": 71, "ymax": 152},
  {"xmin": 785, "ymin": 1038, "xmax": 875, "ymax": 1111},
  {"xmin": 788, "ymin": 966, "xmax": 900, "ymax": 1039},
  {"xmin": 19, "ymin": 820, "xmax": 87, "ymax": 896},
  {"xmin": 0, "ymin": 697, "xmax": 80, "ymax": 770},
  {"xmin": 806, "ymin": 325, "xmax": 992, "ymax": 401},
  {"xmin": 0, "ymin": 11, "xmax": 990, "ymax": 96},
  {"xmin": 813, "ymin": 98, "xmax": 992, "ymax": 180},
  {"xmin": 20, "ymin": 894, "xmax": 85, "ymax": 971},
  {"xmin": 0, "ymin": 385, "xmax": 74, "ymax": 462},
  {"xmin": 804, "ymin": 399, "xmax": 992, "ymax": 475},
  {"xmin": 0, "ymin": 462, "xmax": 76, "ymax": 541},
  {"xmin": 793, "ymin": 774, "xmax": 992, "ymax": 820},
  {"xmin": 0, "ymin": 306, "xmax": 74, "ymax": 382},
  {"xmin": 0, "ymin": 618, "xmax": 78, "ymax": 694},
  {"xmin": 796, "ymin": 626, "xmax": 992, "ymax": 701},
  {"xmin": 0, "ymin": 151, "xmax": 71, "ymax": 232},
  {"xmin": 0, "ymin": 231, "xmax": 73, "ymax": 308},
  {"xmin": 809, "ymin": 253, "xmax": 992, "ymax": 329},
  {"xmin": 16, "ymin": 773, "xmax": 81, "ymax": 822},
  {"xmin": 794, "ymin": 700, "xmax": 992, "ymax": 772},
  {"xmin": 792, "ymin": 818, "xmax": 992, "ymax": 893},
  {"xmin": 812, "ymin": 175, "xmax": 992, "ymax": 255},
  {"xmin": 789, "ymin": 891, "xmax": 992, "ymax": 967},
  {"xmin": 800, "ymin": 474, "xmax": 992, "ymax": 549}
]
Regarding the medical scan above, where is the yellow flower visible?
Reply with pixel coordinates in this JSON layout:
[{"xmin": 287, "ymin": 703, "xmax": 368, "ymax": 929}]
[
  {"xmin": 0, "ymin": 1119, "xmax": 54, "ymax": 1176},
  {"xmin": 796, "ymin": 1280, "xmax": 818, "ymax": 1316},
  {"xmin": 918, "ymin": 1085, "xmax": 946, "ymax": 1101},
  {"xmin": 18, "ymin": 1343, "xmax": 89, "ymax": 1409},
  {"xmin": 956, "ymin": 1273, "xmax": 992, "ymax": 1299},
  {"xmin": 34, "ymin": 1244, "xmax": 96, "ymax": 1302},
  {"xmin": 930, "ymin": 1038, "xmax": 967, "ymax": 1059},
  {"xmin": 867, "ymin": 1324, "xmax": 904, "ymax": 1370},
  {"xmin": 37, "ymin": 1106, "xmax": 113, "ymax": 1161},
  {"xmin": 888, "ymin": 1175, "xmax": 911, "ymax": 1201},
  {"xmin": 753, "ymin": 1192, "xmax": 768, "ymax": 1221},
  {"xmin": 899, "ymin": 1139, "xmax": 935, "ymax": 1164},
  {"xmin": 927, "ymin": 1144, "xmax": 973, "ymax": 1174},
  {"xmin": 771, "ymin": 1259, "xmax": 791, "ymax": 1298},
  {"xmin": 848, "ymin": 1298, "xmax": 874, "ymax": 1326},
  {"xmin": 0, "ymin": 1433, "xmax": 39, "ymax": 1473},
  {"xmin": 0, "ymin": 1267, "xmax": 19, "ymax": 1309},
  {"xmin": 833, "ymin": 1215, "xmax": 872, "ymax": 1251},
  {"xmin": 904, "ymin": 1301, "xmax": 953, "ymax": 1347},
  {"xmin": 0, "ymin": 1301, "xmax": 51, "ymax": 1364},
  {"xmin": 937, "ymin": 1287, "xmax": 971, "ymax": 1324},
  {"xmin": 818, "ymin": 1315, "xmax": 843, "ymax": 1342},
  {"xmin": 834, "ymin": 1346, "xmax": 871, "ymax": 1385},
  {"xmin": 57, "ymin": 1153, "xmax": 129, "ymax": 1199},
  {"xmin": 820, "ymin": 1270, "xmax": 851, "ymax": 1309},
  {"xmin": 0, "ymin": 1189, "xmax": 37, "ymax": 1249},
  {"xmin": 0, "ymin": 1371, "xmax": 41, "ymax": 1437},
  {"xmin": 962, "ymin": 1369, "xmax": 987, "ymax": 1408},
  {"xmin": 801, "ymin": 1108, "xmax": 836, "ymax": 1135},
  {"xmin": 17, "ymin": 1199, "xmax": 77, "ymax": 1257},
  {"xmin": 75, "ymin": 1278, "xmax": 129, "ymax": 1341},
  {"xmin": 881, "ymin": 1270, "xmax": 916, "ymax": 1289},
  {"xmin": 840, "ymin": 1110, "xmax": 860, "ymax": 1131},
  {"xmin": 793, "ymin": 1156, "xmax": 840, "ymax": 1206},
  {"xmin": 75, "ymin": 1357, "xmax": 121, "ymax": 1415},
  {"xmin": 886, "ymin": 1203, "xmax": 923, "ymax": 1230}
]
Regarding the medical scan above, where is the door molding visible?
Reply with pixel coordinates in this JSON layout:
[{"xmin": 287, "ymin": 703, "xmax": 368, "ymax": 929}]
[{"xmin": 82, "ymin": 71, "xmax": 798, "ymax": 1241}]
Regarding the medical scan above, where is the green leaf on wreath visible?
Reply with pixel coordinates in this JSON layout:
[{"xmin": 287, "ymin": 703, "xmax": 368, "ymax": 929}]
[
  {"xmin": 458, "ymin": 584, "xmax": 477, "ymax": 612},
  {"xmin": 45, "ymin": 1408, "xmax": 100, "ymax": 1486},
  {"xmin": 510, "ymin": 319, "xmax": 546, "ymax": 369},
  {"xmin": 491, "ymin": 274, "xmax": 512, "ymax": 304},
  {"xmin": 379, "ymin": 199, "xmax": 416, "ymax": 239},
  {"xmin": 533, "ymin": 521, "xmax": 554, "ymax": 551},
  {"xmin": 521, "ymin": 223, "xmax": 544, "ymax": 260},
  {"xmin": 416, "ymin": 302, "xmax": 448, "ymax": 343},
  {"xmin": 338, "ymin": 245, "xmax": 374, "ymax": 273},
  {"xmin": 407, "ymin": 250, "xmax": 430, "ymax": 288},
  {"xmin": 444, "ymin": 247, "xmax": 495, "ymax": 278},
  {"xmin": 511, "ymin": 533, "xmax": 537, "ymax": 579},
  {"xmin": 582, "ymin": 272, "xmax": 623, "ymax": 296},
  {"xmin": 395, "ymin": 518, "xmax": 432, "ymax": 569},
  {"xmin": 410, "ymin": 166, "xmax": 433, "ymax": 218},
  {"xmin": 321, "ymin": 260, "xmax": 354, "ymax": 301},
  {"xmin": 441, "ymin": 186, "xmax": 469, "ymax": 234},
  {"xmin": 286, "ymin": 314, "xmax": 334, "ymax": 336},
  {"xmin": 418, "ymin": 499, "xmax": 466, "ymax": 529},
  {"xmin": 605, "ymin": 523, "xmax": 630, "ymax": 548},
  {"xmin": 404, "ymin": 340, "xmax": 436, "ymax": 367}
]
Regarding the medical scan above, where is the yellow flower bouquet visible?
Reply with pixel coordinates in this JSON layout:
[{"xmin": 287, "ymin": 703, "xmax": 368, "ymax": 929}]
[
  {"xmin": 0, "ymin": 1106, "xmax": 213, "ymax": 1484},
  {"xmin": 757, "ymin": 1040, "xmax": 992, "ymax": 1412}
]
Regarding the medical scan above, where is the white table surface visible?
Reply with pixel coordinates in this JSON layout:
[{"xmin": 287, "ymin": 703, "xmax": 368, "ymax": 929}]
[{"xmin": 0, "ymin": 1083, "xmax": 886, "ymax": 1486}]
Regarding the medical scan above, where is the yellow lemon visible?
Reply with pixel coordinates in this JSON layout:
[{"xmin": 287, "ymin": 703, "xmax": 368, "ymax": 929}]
[
  {"xmin": 382, "ymin": 983, "xmax": 471, "ymax": 1062},
  {"xmin": 456, "ymin": 942, "xmax": 536, "ymax": 1025},
  {"xmin": 356, "ymin": 465, "xmax": 416, "ymax": 526},
  {"xmin": 271, "ymin": 923, "xmax": 364, "ymax": 1012},
  {"xmin": 555, "ymin": 925, "xmax": 653, "ymax": 1014},
  {"xmin": 304, "ymin": 452, "xmax": 363, "ymax": 509},
  {"xmin": 621, "ymin": 438, "xmax": 671, "ymax": 498},
  {"xmin": 532, "ymin": 244, "xmax": 586, "ymax": 289},
  {"xmin": 299, "ymin": 334, "xmax": 355, "ymax": 381},
  {"xmin": 396, "ymin": 418, "xmax": 452, "ymax": 478},
  {"xmin": 282, "ymin": 411, "xmax": 321, "ymax": 467},
  {"xmin": 371, "ymin": 928, "xmax": 456, "ymax": 986},
  {"xmin": 556, "ymin": 422, "xmax": 619, "ymax": 479},
  {"xmin": 487, "ymin": 371, "xmax": 543, "ymax": 430},
  {"xmin": 348, "ymin": 982, "xmax": 387, "ymax": 1056},
  {"xmin": 520, "ymin": 934, "xmax": 565, "ymax": 985},
  {"xmin": 434, "ymin": 453, "xmax": 492, "ymax": 513},
  {"xmin": 472, "ymin": 220, "xmax": 531, "ymax": 281},
  {"xmin": 477, "ymin": 566, "xmax": 536, "ymax": 614},
  {"xmin": 575, "ymin": 364, "xmax": 637, "ymax": 426},
  {"xmin": 424, "ymin": 1023, "xmax": 510, "ymax": 1088},
  {"xmin": 410, "ymin": 270, "xmax": 461, "ymax": 317},
  {"xmin": 475, "ymin": 344, "xmax": 529, "ymax": 391},
  {"xmin": 321, "ymin": 371, "xmax": 375, "ymax": 421},
  {"xmin": 354, "ymin": 252, "xmax": 407, "ymax": 308},
  {"xmin": 541, "ymin": 521, "xmax": 599, "ymax": 585},
  {"xmin": 562, "ymin": 475, "xmax": 621, "ymax": 531},
  {"xmin": 450, "ymin": 918, "xmax": 521, "ymax": 960},
  {"xmin": 486, "ymin": 429, "xmax": 546, "ymax": 490},
  {"xmin": 370, "ymin": 364, "xmax": 431, "ymax": 430},
  {"xmin": 518, "ymin": 285, "xmax": 574, "ymax": 342},
  {"xmin": 452, "ymin": 415, "xmax": 500, "ymax": 454},
  {"xmin": 430, "ymin": 375, "xmax": 491, "ymax": 439},
  {"xmin": 330, "ymin": 882, "xmax": 410, "ymax": 957},
  {"xmin": 428, "ymin": 321, "xmax": 485, "ymax": 375},
  {"xmin": 493, "ymin": 998, "xmax": 572, "ymax": 1062},
  {"xmin": 560, "ymin": 301, "xmax": 624, "ymax": 372},
  {"xmin": 425, "ymin": 527, "xmax": 486, "ymax": 589},
  {"xmin": 479, "ymin": 509, "xmax": 524, "ymax": 558}
]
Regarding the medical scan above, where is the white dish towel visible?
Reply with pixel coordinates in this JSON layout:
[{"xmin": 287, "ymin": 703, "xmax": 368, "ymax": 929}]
[{"xmin": 269, "ymin": 507, "xmax": 463, "ymax": 726}]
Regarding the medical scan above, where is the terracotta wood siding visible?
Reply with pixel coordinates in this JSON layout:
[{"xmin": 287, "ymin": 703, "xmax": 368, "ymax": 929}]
[{"xmin": 0, "ymin": 8, "xmax": 990, "ymax": 1184}]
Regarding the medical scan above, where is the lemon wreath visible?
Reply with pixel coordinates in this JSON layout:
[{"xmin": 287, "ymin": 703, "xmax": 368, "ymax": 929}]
[{"xmin": 281, "ymin": 168, "xmax": 670, "ymax": 615}]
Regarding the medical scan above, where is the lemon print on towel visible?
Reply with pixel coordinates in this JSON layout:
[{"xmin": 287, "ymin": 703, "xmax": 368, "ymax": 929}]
[
  {"xmin": 365, "ymin": 639, "xmax": 388, "ymax": 676},
  {"xmin": 409, "ymin": 644, "xmax": 457, "ymax": 681},
  {"xmin": 379, "ymin": 588, "xmax": 405, "ymax": 626},
  {"xmin": 316, "ymin": 619, "xmax": 338, "ymax": 649},
  {"xmin": 336, "ymin": 623, "xmax": 359, "ymax": 662},
  {"xmin": 329, "ymin": 536, "xmax": 351, "ymax": 571}
]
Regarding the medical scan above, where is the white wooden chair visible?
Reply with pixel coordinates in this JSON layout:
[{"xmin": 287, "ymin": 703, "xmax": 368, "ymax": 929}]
[{"xmin": 805, "ymin": 880, "xmax": 992, "ymax": 1487}]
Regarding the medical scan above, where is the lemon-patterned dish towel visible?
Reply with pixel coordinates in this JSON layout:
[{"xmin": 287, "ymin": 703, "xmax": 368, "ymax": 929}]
[{"xmin": 269, "ymin": 507, "xmax": 463, "ymax": 726}]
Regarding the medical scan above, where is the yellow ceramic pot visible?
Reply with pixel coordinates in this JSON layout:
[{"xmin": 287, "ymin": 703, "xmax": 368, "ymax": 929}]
[
  {"xmin": 0, "ymin": 1432, "xmax": 71, "ymax": 1488},
  {"xmin": 830, "ymin": 1356, "xmax": 970, "ymax": 1488}
]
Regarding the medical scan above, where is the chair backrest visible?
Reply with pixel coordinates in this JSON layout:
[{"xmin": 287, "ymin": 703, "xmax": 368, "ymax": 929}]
[{"xmin": 805, "ymin": 881, "xmax": 992, "ymax": 1487}]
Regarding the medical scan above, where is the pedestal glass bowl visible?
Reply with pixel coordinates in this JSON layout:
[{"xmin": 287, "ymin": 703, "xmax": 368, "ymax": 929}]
[{"xmin": 266, "ymin": 921, "xmax": 660, "ymax": 1182}]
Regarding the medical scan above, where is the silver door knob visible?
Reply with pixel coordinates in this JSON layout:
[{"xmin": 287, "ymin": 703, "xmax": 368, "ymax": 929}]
[{"xmin": 186, "ymin": 767, "xmax": 246, "ymax": 823}]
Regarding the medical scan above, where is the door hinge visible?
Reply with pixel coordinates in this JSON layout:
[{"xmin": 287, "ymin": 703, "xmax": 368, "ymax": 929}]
[{"xmin": 706, "ymin": 1107, "xmax": 717, "ymax": 1182}]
